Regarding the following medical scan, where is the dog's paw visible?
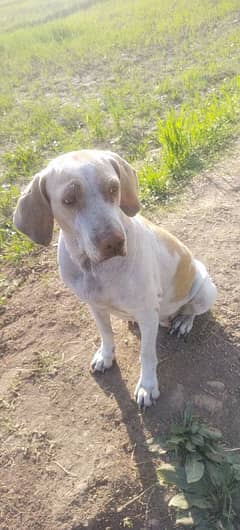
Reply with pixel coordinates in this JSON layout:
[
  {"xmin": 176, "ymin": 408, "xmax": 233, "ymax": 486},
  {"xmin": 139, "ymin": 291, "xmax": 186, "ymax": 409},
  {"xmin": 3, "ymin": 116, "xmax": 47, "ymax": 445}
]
[
  {"xmin": 134, "ymin": 381, "xmax": 160, "ymax": 410},
  {"xmin": 169, "ymin": 314, "xmax": 194, "ymax": 339},
  {"xmin": 90, "ymin": 347, "xmax": 114, "ymax": 373}
]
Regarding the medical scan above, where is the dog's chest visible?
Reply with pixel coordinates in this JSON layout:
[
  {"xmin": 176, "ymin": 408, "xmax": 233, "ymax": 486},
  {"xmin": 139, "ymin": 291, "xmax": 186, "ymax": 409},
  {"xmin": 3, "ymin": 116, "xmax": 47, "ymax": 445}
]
[
  {"xmin": 78, "ymin": 271, "xmax": 104, "ymax": 302},
  {"xmin": 75, "ymin": 268, "xmax": 134, "ymax": 318}
]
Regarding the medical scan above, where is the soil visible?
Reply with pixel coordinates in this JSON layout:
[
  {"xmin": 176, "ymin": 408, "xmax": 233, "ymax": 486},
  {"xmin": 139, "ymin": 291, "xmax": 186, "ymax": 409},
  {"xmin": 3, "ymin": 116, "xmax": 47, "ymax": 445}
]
[{"xmin": 0, "ymin": 145, "xmax": 240, "ymax": 530}]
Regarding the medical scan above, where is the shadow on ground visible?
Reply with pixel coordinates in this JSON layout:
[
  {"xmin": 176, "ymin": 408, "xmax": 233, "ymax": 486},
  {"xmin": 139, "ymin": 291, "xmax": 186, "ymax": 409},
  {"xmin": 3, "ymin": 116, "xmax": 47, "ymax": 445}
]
[{"xmin": 76, "ymin": 312, "xmax": 240, "ymax": 529}]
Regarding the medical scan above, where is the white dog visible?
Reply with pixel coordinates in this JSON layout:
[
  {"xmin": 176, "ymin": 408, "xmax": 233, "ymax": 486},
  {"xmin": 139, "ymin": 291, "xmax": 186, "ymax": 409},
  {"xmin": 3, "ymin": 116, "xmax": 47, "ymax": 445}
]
[{"xmin": 14, "ymin": 150, "xmax": 217, "ymax": 408}]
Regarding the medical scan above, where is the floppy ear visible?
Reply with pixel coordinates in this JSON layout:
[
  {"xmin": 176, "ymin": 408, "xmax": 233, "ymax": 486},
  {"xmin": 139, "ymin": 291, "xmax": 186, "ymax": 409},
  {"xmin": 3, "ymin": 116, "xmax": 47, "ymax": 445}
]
[
  {"xmin": 13, "ymin": 170, "xmax": 54, "ymax": 246},
  {"xmin": 108, "ymin": 152, "xmax": 140, "ymax": 216}
]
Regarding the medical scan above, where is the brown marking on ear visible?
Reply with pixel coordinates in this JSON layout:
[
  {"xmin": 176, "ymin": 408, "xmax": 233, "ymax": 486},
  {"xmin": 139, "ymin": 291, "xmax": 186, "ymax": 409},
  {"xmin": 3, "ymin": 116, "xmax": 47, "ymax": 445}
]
[
  {"xmin": 142, "ymin": 217, "xmax": 196, "ymax": 302},
  {"xmin": 13, "ymin": 171, "xmax": 53, "ymax": 246},
  {"xmin": 107, "ymin": 152, "xmax": 140, "ymax": 216}
]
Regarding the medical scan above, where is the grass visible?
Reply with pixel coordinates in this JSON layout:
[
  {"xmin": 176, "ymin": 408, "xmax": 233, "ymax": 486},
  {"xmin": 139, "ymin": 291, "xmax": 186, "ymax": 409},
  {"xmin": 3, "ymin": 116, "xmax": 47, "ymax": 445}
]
[
  {"xmin": 139, "ymin": 76, "xmax": 240, "ymax": 201},
  {"xmin": 0, "ymin": 0, "xmax": 95, "ymax": 32},
  {"xmin": 157, "ymin": 81, "xmax": 240, "ymax": 176},
  {"xmin": 0, "ymin": 0, "xmax": 240, "ymax": 264},
  {"xmin": 0, "ymin": 184, "xmax": 34, "ymax": 265},
  {"xmin": 31, "ymin": 350, "xmax": 59, "ymax": 380}
]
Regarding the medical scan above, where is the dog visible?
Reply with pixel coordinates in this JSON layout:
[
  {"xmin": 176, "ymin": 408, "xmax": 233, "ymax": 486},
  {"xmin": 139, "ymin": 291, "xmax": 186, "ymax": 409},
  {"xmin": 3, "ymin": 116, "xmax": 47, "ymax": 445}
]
[{"xmin": 13, "ymin": 149, "xmax": 217, "ymax": 408}]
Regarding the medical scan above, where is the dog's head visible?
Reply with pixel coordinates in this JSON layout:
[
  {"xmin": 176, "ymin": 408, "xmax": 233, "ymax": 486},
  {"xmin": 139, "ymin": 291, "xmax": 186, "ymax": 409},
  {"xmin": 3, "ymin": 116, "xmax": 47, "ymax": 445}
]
[{"xmin": 13, "ymin": 150, "xmax": 140, "ymax": 264}]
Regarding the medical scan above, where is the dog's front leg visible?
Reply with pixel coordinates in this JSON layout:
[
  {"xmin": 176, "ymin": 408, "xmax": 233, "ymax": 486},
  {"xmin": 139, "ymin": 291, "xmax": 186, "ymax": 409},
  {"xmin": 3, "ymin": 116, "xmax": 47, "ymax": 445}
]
[
  {"xmin": 90, "ymin": 307, "xmax": 115, "ymax": 373},
  {"xmin": 135, "ymin": 314, "xmax": 160, "ymax": 408}
]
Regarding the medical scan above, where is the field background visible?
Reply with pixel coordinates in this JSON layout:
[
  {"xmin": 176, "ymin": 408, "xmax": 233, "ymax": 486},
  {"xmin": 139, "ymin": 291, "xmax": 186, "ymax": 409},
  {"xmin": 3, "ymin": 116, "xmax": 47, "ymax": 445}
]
[
  {"xmin": 1, "ymin": 0, "xmax": 240, "ymax": 265},
  {"xmin": 0, "ymin": 1, "xmax": 240, "ymax": 529}
]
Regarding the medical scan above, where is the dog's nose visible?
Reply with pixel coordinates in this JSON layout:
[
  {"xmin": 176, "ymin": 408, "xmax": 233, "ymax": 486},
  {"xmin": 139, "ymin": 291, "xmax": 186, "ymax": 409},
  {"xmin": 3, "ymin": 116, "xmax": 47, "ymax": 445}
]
[{"xmin": 99, "ymin": 233, "xmax": 126, "ymax": 259}]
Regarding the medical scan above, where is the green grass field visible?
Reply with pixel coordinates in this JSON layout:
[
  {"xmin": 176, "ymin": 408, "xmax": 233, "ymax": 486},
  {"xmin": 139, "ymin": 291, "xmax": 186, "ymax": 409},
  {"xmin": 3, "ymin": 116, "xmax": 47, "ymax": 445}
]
[{"xmin": 0, "ymin": 0, "xmax": 240, "ymax": 265}]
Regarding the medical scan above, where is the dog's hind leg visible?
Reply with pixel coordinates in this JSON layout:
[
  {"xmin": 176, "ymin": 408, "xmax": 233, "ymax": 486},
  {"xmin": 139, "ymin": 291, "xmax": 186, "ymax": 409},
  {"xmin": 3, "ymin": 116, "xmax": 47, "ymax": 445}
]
[{"xmin": 170, "ymin": 275, "xmax": 217, "ymax": 338}]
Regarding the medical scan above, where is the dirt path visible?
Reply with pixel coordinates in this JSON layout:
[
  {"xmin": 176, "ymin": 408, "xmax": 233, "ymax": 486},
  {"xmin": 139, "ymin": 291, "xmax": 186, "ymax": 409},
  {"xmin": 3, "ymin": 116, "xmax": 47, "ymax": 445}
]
[{"xmin": 1, "ymin": 145, "xmax": 240, "ymax": 530}]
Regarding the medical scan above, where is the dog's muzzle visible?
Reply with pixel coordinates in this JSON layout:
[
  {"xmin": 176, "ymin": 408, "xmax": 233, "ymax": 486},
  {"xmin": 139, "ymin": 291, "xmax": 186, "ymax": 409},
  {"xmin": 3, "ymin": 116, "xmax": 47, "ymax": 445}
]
[{"xmin": 97, "ymin": 232, "xmax": 127, "ymax": 261}]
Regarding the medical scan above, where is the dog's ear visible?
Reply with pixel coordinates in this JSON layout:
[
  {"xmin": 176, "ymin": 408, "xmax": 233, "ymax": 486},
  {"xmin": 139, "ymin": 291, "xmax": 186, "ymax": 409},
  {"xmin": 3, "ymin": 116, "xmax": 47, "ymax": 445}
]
[
  {"xmin": 13, "ymin": 169, "xmax": 53, "ymax": 246},
  {"xmin": 108, "ymin": 152, "xmax": 140, "ymax": 216}
]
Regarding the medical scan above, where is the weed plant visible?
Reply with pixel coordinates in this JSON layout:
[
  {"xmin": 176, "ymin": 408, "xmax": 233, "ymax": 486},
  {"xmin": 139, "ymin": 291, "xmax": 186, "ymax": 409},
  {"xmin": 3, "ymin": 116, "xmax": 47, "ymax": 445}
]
[{"xmin": 148, "ymin": 406, "xmax": 240, "ymax": 530}]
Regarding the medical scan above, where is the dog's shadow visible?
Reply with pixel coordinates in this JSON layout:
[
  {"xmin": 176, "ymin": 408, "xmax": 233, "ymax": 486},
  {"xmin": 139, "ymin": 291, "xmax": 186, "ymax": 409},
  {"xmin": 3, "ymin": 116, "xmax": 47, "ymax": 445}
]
[{"xmin": 85, "ymin": 313, "xmax": 240, "ymax": 529}]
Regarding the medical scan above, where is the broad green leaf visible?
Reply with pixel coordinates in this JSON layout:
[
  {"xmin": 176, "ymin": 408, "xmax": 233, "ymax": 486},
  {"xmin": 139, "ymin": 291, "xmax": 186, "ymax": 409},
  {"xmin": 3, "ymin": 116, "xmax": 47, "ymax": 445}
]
[
  {"xmin": 191, "ymin": 434, "xmax": 204, "ymax": 447},
  {"xmin": 188, "ymin": 496, "xmax": 212, "ymax": 509},
  {"xmin": 196, "ymin": 523, "xmax": 216, "ymax": 530},
  {"xmin": 186, "ymin": 441, "xmax": 196, "ymax": 452},
  {"xmin": 183, "ymin": 404, "xmax": 193, "ymax": 427},
  {"xmin": 200, "ymin": 427, "xmax": 222, "ymax": 441},
  {"xmin": 171, "ymin": 424, "xmax": 185, "ymax": 435},
  {"xmin": 146, "ymin": 436, "xmax": 167, "ymax": 454},
  {"xmin": 205, "ymin": 461, "xmax": 223, "ymax": 487},
  {"xmin": 232, "ymin": 463, "xmax": 240, "ymax": 480},
  {"xmin": 157, "ymin": 463, "xmax": 188, "ymax": 489},
  {"xmin": 185, "ymin": 454, "xmax": 205, "ymax": 483},
  {"xmin": 187, "ymin": 477, "xmax": 209, "ymax": 497},
  {"xmin": 169, "ymin": 493, "xmax": 191, "ymax": 509},
  {"xmin": 168, "ymin": 435, "xmax": 185, "ymax": 446},
  {"xmin": 225, "ymin": 452, "xmax": 240, "ymax": 465},
  {"xmin": 223, "ymin": 519, "xmax": 234, "ymax": 530},
  {"xmin": 232, "ymin": 491, "xmax": 240, "ymax": 513},
  {"xmin": 205, "ymin": 448, "xmax": 224, "ymax": 464},
  {"xmin": 176, "ymin": 515, "xmax": 194, "ymax": 526},
  {"xmin": 191, "ymin": 422, "xmax": 200, "ymax": 434}
]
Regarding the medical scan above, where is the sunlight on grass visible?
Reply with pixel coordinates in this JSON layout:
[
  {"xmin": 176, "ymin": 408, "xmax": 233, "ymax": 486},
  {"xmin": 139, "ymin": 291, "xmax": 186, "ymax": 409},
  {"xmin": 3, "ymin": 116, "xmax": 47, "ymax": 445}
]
[
  {"xmin": 139, "ymin": 76, "xmax": 240, "ymax": 199},
  {"xmin": 0, "ymin": 0, "xmax": 240, "ymax": 263},
  {"xmin": 0, "ymin": 185, "xmax": 34, "ymax": 264},
  {"xmin": 157, "ymin": 79, "xmax": 240, "ymax": 176}
]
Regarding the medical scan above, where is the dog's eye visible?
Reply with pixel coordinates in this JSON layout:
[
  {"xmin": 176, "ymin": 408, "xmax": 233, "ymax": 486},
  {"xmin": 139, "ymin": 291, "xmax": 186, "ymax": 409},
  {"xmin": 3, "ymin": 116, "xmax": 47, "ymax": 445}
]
[
  {"xmin": 62, "ymin": 185, "xmax": 77, "ymax": 206},
  {"xmin": 109, "ymin": 183, "xmax": 119, "ymax": 195},
  {"xmin": 63, "ymin": 198, "xmax": 75, "ymax": 206}
]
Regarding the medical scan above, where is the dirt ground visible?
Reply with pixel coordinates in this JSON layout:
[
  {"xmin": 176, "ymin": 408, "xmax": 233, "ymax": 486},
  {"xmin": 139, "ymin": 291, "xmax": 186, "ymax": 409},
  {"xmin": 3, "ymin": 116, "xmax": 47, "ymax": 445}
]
[{"xmin": 1, "ymin": 145, "xmax": 240, "ymax": 530}]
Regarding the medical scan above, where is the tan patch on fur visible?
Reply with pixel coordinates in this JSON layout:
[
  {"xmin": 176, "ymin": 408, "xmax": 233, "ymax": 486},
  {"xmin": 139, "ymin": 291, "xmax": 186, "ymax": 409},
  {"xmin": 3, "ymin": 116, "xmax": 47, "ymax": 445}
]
[
  {"xmin": 173, "ymin": 251, "xmax": 196, "ymax": 302},
  {"xmin": 142, "ymin": 217, "xmax": 186, "ymax": 254},
  {"xmin": 71, "ymin": 151, "xmax": 93, "ymax": 162},
  {"xmin": 142, "ymin": 217, "xmax": 196, "ymax": 302}
]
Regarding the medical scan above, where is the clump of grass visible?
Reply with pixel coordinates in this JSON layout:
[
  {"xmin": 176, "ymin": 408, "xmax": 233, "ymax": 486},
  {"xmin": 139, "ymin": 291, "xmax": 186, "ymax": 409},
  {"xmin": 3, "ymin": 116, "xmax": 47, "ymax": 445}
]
[
  {"xmin": 85, "ymin": 100, "xmax": 107, "ymax": 141},
  {"xmin": 20, "ymin": 429, "xmax": 55, "ymax": 463},
  {"xmin": 31, "ymin": 350, "xmax": 59, "ymax": 380},
  {"xmin": 0, "ymin": 184, "xmax": 34, "ymax": 264},
  {"xmin": 1, "ymin": 232, "xmax": 34, "ymax": 264},
  {"xmin": 104, "ymin": 90, "xmax": 127, "ymax": 131},
  {"xmin": 156, "ymin": 79, "xmax": 239, "ymax": 181},
  {"xmin": 3, "ymin": 145, "xmax": 42, "ymax": 183},
  {"xmin": 148, "ymin": 406, "xmax": 240, "ymax": 530},
  {"xmin": 0, "ymin": 184, "xmax": 19, "ymax": 221},
  {"xmin": 139, "ymin": 77, "xmax": 240, "ymax": 201},
  {"xmin": 0, "ymin": 93, "xmax": 13, "ymax": 114},
  {"xmin": 138, "ymin": 162, "xmax": 170, "ymax": 205},
  {"xmin": 0, "ymin": 184, "xmax": 20, "ymax": 251}
]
